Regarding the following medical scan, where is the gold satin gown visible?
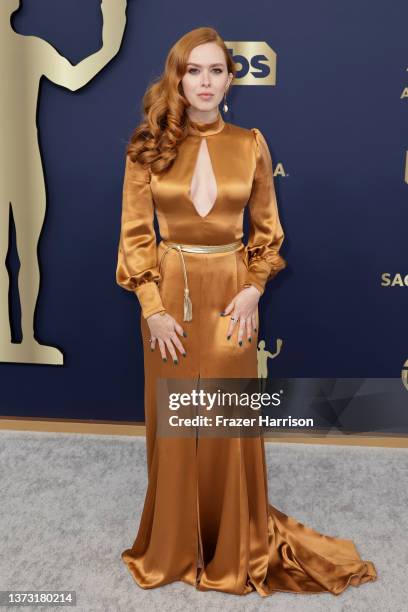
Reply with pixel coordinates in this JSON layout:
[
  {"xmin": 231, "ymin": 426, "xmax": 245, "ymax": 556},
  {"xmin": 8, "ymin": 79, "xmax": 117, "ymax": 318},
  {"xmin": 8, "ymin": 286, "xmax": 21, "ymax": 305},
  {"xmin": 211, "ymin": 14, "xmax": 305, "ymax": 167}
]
[{"xmin": 116, "ymin": 111, "xmax": 377, "ymax": 597}]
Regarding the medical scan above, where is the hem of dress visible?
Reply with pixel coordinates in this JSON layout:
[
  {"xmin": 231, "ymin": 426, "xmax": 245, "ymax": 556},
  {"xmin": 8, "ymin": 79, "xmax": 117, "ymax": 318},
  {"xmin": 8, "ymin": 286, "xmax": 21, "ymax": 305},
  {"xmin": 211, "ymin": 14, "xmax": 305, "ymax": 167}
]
[
  {"xmin": 122, "ymin": 555, "xmax": 377, "ymax": 598},
  {"xmin": 194, "ymin": 567, "xmax": 378, "ymax": 597}
]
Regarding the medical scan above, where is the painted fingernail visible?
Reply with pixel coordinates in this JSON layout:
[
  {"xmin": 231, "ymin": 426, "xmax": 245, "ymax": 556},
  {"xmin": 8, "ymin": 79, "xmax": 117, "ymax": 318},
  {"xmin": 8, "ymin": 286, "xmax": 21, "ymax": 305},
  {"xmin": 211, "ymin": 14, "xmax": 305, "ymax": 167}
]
[
  {"xmin": 220, "ymin": 312, "xmax": 225, "ymax": 316},
  {"xmin": 150, "ymin": 347, "xmax": 154, "ymax": 351},
  {"xmin": 248, "ymin": 337, "xmax": 252, "ymax": 342},
  {"xmin": 162, "ymin": 357, "xmax": 167, "ymax": 362},
  {"xmin": 183, "ymin": 332, "xmax": 188, "ymax": 337},
  {"xmin": 254, "ymin": 327, "xmax": 257, "ymax": 332},
  {"xmin": 182, "ymin": 352, "xmax": 186, "ymax": 357},
  {"xmin": 227, "ymin": 335, "xmax": 231, "ymax": 340},
  {"xmin": 239, "ymin": 340, "xmax": 243, "ymax": 346},
  {"xmin": 173, "ymin": 359, "xmax": 178, "ymax": 365}
]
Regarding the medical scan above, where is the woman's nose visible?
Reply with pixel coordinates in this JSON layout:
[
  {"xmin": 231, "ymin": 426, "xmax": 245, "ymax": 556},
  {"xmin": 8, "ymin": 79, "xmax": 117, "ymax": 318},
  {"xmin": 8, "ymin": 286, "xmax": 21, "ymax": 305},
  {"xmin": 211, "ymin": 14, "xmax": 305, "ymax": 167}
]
[{"xmin": 200, "ymin": 71, "xmax": 211, "ymax": 86}]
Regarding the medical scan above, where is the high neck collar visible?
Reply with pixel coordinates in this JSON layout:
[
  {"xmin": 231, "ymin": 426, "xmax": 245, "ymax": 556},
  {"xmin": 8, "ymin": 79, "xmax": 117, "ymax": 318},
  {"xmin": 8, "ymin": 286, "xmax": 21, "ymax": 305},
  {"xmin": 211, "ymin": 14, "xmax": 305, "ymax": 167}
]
[{"xmin": 187, "ymin": 111, "xmax": 225, "ymax": 136}]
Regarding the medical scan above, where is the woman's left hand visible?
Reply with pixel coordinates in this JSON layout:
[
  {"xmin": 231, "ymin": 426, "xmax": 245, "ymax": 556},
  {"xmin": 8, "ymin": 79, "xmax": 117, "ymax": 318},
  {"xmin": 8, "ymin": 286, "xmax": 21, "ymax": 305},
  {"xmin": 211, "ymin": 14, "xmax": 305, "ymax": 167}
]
[{"xmin": 222, "ymin": 285, "xmax": 261, "ymax": 344}]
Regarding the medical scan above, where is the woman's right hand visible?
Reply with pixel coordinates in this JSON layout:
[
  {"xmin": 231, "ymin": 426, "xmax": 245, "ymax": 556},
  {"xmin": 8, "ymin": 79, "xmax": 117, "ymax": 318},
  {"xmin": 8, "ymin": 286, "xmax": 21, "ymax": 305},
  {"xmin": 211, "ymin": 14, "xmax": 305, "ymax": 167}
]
[{"xmin": 147, "ymin": 312, "xmax": 187, "ymax": 363}]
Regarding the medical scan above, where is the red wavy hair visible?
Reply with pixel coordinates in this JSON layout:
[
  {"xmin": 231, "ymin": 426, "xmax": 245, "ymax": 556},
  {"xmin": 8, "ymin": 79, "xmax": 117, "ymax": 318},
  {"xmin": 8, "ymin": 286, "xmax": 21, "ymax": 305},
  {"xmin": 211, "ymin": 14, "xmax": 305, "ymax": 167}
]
[{"xmin": 126, "ymin": 26, "xmax": 236, "ymax": 175}]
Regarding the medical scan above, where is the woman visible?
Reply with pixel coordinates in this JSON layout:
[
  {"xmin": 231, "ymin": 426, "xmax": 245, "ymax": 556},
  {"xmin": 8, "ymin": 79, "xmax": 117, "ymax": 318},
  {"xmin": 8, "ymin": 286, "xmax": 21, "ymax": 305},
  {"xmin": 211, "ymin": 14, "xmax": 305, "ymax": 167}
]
[{"xmin": 116, "ymin": 27, "xmax": 377, "ymax": 597}]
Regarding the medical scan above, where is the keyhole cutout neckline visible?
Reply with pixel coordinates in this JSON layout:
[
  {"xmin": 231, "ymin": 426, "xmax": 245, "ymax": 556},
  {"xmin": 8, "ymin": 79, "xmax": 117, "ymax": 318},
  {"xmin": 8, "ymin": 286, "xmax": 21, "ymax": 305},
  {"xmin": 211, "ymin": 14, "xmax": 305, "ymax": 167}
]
[
  {"xmin": 188, "ymin": 138, "xmax": 218, "ymax": 219},
  {"xmin": 186, "ymin": 111, "xmax": 225, "ymax": 219}
]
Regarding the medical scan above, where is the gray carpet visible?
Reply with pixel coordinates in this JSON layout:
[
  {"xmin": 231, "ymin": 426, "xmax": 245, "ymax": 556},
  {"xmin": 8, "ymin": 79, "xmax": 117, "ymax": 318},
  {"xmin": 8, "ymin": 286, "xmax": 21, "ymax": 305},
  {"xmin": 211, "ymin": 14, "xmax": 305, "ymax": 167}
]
[{"xmin": 1, "ymin": 430, "xmax": 406, "ymax": 612}]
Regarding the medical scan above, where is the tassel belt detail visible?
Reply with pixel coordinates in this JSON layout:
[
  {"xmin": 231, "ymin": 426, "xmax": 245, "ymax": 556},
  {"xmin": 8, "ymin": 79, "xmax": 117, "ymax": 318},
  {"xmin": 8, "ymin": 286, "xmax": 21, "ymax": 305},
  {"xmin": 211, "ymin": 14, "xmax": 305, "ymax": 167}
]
[{"xmin": 158, "ymin": 240, "xmax": 243, "ymax": 321}]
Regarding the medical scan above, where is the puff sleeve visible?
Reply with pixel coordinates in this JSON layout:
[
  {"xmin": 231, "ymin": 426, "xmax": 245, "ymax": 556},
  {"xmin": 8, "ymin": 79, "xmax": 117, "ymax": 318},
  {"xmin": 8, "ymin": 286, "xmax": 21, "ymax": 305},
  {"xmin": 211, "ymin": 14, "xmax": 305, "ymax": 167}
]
[
  {"xmin": 116, "ymin": 155, "xmax": 166, "ymax": 319},
  {"xmin": 242, "ymin": 128, "xmax": 287, "ymax": 295}
]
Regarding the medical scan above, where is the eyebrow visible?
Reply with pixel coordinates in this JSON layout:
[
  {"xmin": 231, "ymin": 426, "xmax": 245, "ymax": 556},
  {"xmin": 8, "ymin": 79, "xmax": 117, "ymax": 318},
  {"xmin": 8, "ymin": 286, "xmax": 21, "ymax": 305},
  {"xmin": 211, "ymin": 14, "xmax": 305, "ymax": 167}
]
[{"xmin": 187, "ymin": 62, "xmax": 224, "ymax": 67}]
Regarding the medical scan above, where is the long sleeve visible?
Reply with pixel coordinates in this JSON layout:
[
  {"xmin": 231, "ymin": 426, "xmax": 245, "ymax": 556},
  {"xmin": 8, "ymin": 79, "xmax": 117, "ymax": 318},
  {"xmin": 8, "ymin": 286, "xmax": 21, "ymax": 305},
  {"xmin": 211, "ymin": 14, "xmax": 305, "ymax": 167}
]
[
  {"xmin": 116, "ymin": 155, "xmax": 165, "ymax": 319},
  {"xmin": 242, "ymin": 128, "xmax": 287, "ymax": 295}
]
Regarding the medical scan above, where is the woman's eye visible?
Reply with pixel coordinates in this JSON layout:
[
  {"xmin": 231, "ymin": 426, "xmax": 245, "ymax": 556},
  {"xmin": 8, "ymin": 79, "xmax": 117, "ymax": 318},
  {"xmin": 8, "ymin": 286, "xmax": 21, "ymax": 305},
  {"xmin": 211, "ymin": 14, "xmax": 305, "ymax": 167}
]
[{"xmin": 188, "ymin": 68, "xmax": 223, "ymax": 74}]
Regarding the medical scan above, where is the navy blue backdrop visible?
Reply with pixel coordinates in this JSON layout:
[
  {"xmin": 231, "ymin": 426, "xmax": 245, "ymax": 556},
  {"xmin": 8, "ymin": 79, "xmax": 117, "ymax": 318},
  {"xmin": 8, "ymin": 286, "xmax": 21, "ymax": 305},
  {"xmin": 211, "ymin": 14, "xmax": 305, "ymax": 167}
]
[{"xmin": 1, "ymin": 0, "xmax": 407, "ymax": 421}]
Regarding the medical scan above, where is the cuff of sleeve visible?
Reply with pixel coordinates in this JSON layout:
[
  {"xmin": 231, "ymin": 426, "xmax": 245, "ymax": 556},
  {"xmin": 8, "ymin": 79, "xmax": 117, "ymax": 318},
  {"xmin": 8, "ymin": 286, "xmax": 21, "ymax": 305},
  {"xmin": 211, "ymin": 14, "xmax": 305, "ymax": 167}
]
[
  {"xmin": 134, "ymin": 282, "xmax": 165, "ymax": 319},
  {"xmin": 243, "ymin": 253, "xmax": 287, "ymax": 295}
]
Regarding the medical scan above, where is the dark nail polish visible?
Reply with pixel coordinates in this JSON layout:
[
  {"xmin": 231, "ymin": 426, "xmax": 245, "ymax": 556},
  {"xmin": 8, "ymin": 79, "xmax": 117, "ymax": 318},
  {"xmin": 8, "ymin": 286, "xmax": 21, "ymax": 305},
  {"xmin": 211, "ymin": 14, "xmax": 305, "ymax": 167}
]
[
  {"xmin": 162, "ymin": 357, "xmax": 167, "ymax": 362},
  {"xmin": 183, "ymin": 332, "xmax": 188, "ymax": 337},
  {"xmin": 239, "ymin": 340, "xmax": 242, "ymax": 346},
  {"xmin": 150, "ymin": 347, "xmax": 154, "ymax": 351},
  {"xmin": 248, "ymin": 337, "xmax": 252, "ymax": 343},
  {"xmin": 227, "ymin": 335, "xmax": 231, "ymax": 340},
  {"xmin": 173, "ymin": 359, "xmax": 178, "ymax": 365},
  {"xmin": 182, "ymin": 352, "xmax": 186, "ymax": 357},
  {"xmin": 254, "ymin": 328, "xmax": 257, "ymax": 332},
  {"xmin": 220, "ymin": 312, "xmax": 225, "ymax": 316}
]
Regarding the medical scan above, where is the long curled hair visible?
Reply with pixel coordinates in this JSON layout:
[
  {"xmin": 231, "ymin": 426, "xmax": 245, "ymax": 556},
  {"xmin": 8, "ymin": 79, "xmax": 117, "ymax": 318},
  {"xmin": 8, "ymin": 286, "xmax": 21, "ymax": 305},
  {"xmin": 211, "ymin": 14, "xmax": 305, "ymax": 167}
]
[{"xmin": 126, "ymin": 27, "xmax": 236, "ymax": 175}]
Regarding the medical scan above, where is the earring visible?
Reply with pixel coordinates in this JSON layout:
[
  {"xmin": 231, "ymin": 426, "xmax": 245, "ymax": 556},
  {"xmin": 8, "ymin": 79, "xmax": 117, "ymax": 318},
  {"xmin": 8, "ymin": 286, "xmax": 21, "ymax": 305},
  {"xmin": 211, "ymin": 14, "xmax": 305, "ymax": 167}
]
[{"xmin": 222, "ymin": 90, "xmax": 229, "ymax": 113}]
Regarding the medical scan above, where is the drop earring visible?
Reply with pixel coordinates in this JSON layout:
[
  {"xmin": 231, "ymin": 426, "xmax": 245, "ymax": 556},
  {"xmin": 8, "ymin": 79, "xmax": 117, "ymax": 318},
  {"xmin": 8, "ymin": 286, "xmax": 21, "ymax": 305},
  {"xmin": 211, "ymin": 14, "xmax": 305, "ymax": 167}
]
[{"xmin": 222, "ymin": 90, "xmax": 229, "ymax": 113}]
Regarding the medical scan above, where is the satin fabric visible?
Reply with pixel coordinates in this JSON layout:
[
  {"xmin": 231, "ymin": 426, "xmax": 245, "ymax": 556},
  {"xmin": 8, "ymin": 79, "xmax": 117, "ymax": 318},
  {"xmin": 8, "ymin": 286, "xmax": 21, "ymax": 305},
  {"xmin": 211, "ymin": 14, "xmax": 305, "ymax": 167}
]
[
  {"xmin": 116, "ymin": 111, "xmax": 377, "ymax": 596},
  {"xmin": 116, "ymin": 111, "xmax": 287, "ymax": 318}
]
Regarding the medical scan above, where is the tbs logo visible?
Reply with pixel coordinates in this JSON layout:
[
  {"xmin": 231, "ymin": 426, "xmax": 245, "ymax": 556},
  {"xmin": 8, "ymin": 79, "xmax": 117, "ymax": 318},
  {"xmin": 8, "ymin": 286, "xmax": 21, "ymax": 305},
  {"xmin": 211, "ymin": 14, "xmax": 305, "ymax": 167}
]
[{"xmin": 225, "ymin": 42, "xmax": 276, "ymax": 85}]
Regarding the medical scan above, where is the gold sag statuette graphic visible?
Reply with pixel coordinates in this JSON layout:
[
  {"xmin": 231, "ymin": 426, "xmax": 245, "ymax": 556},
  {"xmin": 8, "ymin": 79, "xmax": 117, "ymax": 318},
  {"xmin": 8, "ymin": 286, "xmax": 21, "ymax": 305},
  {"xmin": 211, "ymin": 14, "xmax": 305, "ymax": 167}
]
[
  {"xmin": 224, "ymin": 41, "xmax": 276, "ymax": 86},
  {"xmin": 401, "ymin": 358, "xmax": 408, "ymax": 390},
  {"xmin": 0, "ymin": 0, "xmax": 127, "ymax": 365},
  {"xmin": 257, "ymin": 338, "xmax": 283, "ymax": 379}
]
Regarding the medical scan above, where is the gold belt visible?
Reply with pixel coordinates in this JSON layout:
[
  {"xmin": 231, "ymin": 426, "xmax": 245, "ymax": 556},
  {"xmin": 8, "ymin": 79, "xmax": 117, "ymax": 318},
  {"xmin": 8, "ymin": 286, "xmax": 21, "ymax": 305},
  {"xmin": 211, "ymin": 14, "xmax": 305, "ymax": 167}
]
[{"xmin": 158, "ymin": 240, "xmax": 243, "ymax": 321}]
